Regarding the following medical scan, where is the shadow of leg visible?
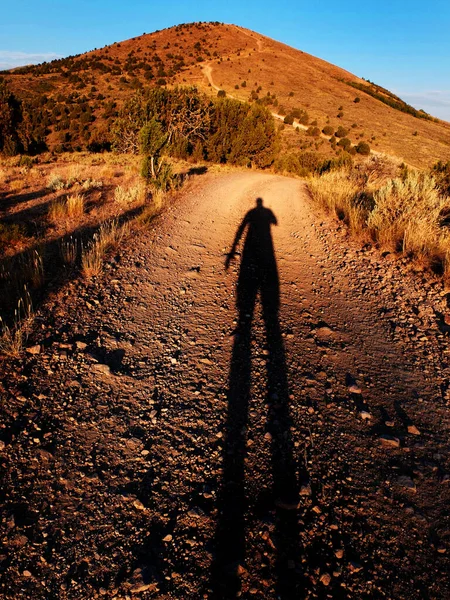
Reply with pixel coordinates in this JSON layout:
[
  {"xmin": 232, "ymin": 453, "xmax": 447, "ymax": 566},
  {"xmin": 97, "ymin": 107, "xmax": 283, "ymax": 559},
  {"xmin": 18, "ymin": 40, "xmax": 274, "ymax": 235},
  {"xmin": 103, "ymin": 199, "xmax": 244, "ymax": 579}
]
[
  {"xmin": 210, "ymin": 284, "xmax": 256, "ymax": 598},
  {"xmin": 263, "ymin": 286, "xmax": 306, "ymax": 598}
]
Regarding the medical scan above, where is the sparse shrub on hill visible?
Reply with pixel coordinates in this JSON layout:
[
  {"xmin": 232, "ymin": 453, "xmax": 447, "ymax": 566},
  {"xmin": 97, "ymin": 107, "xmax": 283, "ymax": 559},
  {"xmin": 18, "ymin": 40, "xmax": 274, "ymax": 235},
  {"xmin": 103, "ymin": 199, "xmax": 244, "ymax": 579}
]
[
  {"xmin": 306, "ymin": 126, "xmax": 320, "ymax": 137},
  {"xmin": 337, "ymin": 137, "xmax": 351, "ymax": 151},
  {"xmin": 322, "ymin": 125, "xmax": 334, "ymax": 136},
  {"xmin": 356, "ymin": 141, "xmax": 370, "ymax": 155},
  {"xmin": 335, "ymin": 126, "xmax": 348, "ymax": 138},
  {"xmin": 284, "ymin": 115, "xmax": 294, "ymax": 125}
]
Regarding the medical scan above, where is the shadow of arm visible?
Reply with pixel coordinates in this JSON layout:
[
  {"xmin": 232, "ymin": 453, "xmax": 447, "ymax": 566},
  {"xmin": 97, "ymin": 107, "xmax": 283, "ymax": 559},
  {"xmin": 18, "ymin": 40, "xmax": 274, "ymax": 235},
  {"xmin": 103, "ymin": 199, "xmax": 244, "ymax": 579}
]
[{"xmin": 225, "ymin": 215, "xmax": 249, "ymax": 270}]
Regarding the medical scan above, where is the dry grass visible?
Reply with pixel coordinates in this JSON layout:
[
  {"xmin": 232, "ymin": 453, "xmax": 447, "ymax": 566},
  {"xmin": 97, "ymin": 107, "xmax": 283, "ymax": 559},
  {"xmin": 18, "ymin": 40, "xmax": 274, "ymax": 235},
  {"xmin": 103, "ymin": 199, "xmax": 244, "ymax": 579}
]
[
  {"xmin": 308, "ymin": 170, "xmax": 362, "ymax": 233},
  {"xmin": 81, "ymin": 220, "xmax": 128, "ymax": 279},
  {"xmin": 114, "ymin": 182, "xmax": 146, "ymax": 208},
  {"xmin": 0, "ymin": 288, "xmax": 33, "ymax": 357},
  {"xmin": 49, "ymin": 193, "xmax": 84, "ymax": 226},
  {"xmin": 368, "ymin": 172, "xmax": 450, "ymax": 259},
  {"xmin": 135, "ymin": 188, "xmax": 165, "ymax": 226},
  {"xmin": 60, "ymin": 236, "xmax": 78, "ymax": 266},
  {"xmin": 308, "ymin": 158, "xmax": 450, "ymax": 277}
]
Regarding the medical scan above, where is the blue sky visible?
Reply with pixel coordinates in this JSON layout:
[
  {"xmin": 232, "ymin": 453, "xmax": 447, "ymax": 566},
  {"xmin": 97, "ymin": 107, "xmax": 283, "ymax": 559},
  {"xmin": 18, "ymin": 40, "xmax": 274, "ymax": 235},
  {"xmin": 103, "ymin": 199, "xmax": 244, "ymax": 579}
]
[{"xmin": 1, "ymin": 0, "xmax": 449, "ymax": 120}]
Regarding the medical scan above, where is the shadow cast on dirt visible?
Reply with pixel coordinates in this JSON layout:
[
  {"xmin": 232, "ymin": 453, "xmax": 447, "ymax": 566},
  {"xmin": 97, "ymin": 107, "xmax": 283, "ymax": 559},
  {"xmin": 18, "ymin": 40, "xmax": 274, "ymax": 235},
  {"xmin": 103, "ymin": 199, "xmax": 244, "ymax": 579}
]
[{"xmin": 210, "ymin": 198, "xmax": 307, "ymax": 598}]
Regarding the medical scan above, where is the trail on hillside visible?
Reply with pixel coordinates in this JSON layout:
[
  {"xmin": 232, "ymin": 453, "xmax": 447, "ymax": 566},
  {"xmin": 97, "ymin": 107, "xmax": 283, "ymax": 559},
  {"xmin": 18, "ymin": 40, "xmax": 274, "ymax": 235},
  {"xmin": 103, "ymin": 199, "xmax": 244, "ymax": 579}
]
[{"xmin": 1, "ymin": 171, "xmax": 450, "ymax": 599}]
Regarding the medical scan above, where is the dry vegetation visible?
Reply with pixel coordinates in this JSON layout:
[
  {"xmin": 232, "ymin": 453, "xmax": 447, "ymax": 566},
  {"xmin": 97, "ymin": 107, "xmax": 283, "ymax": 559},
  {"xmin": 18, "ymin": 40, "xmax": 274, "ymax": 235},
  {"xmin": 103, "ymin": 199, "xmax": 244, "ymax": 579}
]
[
  {"xmin": 308, "ymin": 155, "xmax": 450, "ymax": 280},
  {"xmin": 0, "ymin": 152, "xmax": 190, "ymax": 353}
]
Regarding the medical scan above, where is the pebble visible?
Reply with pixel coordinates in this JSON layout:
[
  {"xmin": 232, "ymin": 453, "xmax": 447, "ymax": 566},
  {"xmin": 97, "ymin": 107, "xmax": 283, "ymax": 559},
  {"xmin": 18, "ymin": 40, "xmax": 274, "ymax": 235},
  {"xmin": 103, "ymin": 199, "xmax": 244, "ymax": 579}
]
[
  {"xmin": 407, "ymin": 424, "xmax": 420, "ymax": 435},
  {"xmin": 348, "ymin": 383, "xmax": 362, "ymax": 394},
  {"xmin": 380, "ymin": 435, "xmax": 400, "ymax": 448},
  {"xmin": 396, "ymin": 475, "xmax": 416, "ymax": 492},
  {"xmin": 26, "ymin": 345, "xmax": 41, "ymax": 355},
  {"xmin": 359, "ymin": 411, "xmax": 372, "ymax": 420},
  {"xmin": 163, "ymin": 534, "xmax": 173, "ymax": 542},
  {"xmin": 320, "ymin": 573, "xmax": 331, "ymax": 586},
  {"xmin": 92, "ymin": 363, "xmax": 112, "ymax": 376},
  {"xmin": 300, "ymin": 483, "xmax": 312, "ymax": 496},
  {"xmin": 133, "ymin": 500, "xmax": 145, "ymax": 510}
]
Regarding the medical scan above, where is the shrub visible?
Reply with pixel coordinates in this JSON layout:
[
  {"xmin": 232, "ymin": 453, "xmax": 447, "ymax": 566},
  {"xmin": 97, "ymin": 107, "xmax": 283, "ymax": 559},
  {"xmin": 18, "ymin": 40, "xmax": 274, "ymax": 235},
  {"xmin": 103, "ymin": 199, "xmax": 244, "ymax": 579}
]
[
  {"xmin": 284, "ymin": 114, "xmax": 294, "ymax": 125},
  {"xmin": 356, "ymin": 141, "xmax": 370, "ymax": 155},
  {"xmin": 217, "ymin": 90, "xmax": 226, "ymax": 97},
  {"xmin": 322, "ymin": 125, "xmax": 334, "ymax": 136},
  {"xmin": 354, "ymin": 97, "xmax": 361, "ymax": 103},
  {"xmin": 337, "ymin": 137, "xmax": 351, "ymax": 151},
  {"xmin": 306, "ymin": 126, "xmax": 320, "ymax": 137},
  {"xmin": 47, "ymin": 173, "xmax": 65, "ymax": 190},
  {"xmin": 335, "ymin": 126, "xmax": 348, "ymax": 138},
  {"xmin": 367, "ymin": 172, "xmax": 448, "ymax": 257}
]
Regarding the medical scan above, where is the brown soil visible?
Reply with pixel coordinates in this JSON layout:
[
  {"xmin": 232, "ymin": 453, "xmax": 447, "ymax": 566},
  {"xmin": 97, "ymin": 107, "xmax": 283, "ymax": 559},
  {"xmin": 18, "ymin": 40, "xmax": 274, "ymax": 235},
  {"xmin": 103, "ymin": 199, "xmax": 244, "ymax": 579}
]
[{"xmin": 1, "ymin": 171, "xmax": 450, "ymax": 599}]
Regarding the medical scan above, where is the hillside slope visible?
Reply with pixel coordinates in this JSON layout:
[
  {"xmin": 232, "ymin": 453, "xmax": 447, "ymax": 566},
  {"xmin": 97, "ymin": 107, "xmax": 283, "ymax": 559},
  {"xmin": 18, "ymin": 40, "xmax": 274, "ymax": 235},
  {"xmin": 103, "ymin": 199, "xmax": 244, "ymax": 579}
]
[{"xmin": 2, "ymin": 22, "xmax": 450, "ymax": 167}]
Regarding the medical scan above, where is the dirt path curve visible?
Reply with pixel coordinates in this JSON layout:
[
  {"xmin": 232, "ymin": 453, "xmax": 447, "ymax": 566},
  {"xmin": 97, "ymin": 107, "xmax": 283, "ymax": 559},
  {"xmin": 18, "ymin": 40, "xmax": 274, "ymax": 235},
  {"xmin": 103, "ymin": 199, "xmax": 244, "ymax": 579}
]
[{"xmin": 2, "ymin": 171, "xmax": 450, "ymax": 599}]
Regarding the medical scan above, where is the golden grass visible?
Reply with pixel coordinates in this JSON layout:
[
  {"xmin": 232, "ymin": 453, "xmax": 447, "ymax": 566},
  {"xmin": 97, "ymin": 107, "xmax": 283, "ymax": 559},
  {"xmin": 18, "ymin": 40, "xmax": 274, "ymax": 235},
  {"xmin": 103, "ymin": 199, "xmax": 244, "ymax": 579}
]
[
  {"xmin": 308, "ymin": 160, "xmax": 450, "ymax": 276},
  {"xmin": 49, "ymin": 193, "xmax": 84, "ymax": 226},
  {"xmin": 81, "ymin": 220, "xmax": 128, "ymax": 279},
  {"xmin": 0, "ymin": 288, "xmax": 33, "ymax": 357},
  {"xmin": 60, "ymin": 236, "xmax": 78, "ymax": 266}
]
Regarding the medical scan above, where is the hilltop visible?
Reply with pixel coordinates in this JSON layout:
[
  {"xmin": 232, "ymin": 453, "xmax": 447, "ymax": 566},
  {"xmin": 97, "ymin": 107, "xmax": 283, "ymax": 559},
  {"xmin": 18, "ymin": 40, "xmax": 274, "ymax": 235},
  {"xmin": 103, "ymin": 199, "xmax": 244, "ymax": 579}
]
[{"xmin": 2, "ymin": 21, "xmax": 450, "ymax": 167}]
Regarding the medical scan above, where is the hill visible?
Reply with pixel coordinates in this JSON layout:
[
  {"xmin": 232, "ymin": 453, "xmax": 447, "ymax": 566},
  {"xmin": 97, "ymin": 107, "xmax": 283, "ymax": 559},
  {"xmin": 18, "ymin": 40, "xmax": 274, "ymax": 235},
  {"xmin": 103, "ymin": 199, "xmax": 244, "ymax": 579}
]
[{"xmin": 1, "ymin": 21, "xmax": 450, "ymax": 167}]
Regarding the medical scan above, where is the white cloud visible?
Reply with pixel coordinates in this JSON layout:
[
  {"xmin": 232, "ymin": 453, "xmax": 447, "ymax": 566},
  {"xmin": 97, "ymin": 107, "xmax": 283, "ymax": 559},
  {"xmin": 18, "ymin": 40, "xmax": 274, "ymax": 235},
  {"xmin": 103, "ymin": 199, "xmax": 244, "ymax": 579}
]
[
  {"xmin": 0, "ymin": 50, "xmax": 62, "ymax": 71},
  {"xmin": 397, "ymin": 90, "xmax": 450, "ymax": 122}
]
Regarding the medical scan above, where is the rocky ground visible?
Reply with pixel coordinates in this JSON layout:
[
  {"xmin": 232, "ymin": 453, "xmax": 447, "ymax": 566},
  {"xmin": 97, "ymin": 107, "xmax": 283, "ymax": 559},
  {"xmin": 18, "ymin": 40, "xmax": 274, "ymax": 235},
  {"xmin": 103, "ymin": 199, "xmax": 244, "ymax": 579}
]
[{"xmin": 1, "ymin": 171, "xmax": 450, "ymax": 599}]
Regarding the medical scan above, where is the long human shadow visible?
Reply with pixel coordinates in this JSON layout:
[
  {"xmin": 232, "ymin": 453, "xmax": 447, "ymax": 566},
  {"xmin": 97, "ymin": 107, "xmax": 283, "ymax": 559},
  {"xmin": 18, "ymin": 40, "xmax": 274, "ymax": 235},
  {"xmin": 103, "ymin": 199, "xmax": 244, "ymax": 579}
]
[{"xmin": 211, "ymin": 198, "xmax": 305, "ymax": 598}]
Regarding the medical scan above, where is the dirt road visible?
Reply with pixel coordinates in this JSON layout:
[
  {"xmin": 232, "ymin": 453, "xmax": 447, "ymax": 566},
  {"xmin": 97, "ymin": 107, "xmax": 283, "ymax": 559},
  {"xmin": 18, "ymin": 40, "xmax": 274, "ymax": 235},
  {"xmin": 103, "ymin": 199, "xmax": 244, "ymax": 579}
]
[{"xmin": 1, "ymin": 171, "xmax": 450, "ymax": 599}]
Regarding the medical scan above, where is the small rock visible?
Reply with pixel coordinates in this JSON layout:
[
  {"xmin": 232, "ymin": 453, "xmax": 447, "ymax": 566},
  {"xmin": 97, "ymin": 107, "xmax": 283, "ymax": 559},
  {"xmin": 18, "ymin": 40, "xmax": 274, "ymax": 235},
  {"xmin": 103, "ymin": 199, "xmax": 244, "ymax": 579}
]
[
  {"xmin": 320, "ymin": 573, "xmax": 331, "ymax": 586},
  {"xmin": 396, "ymin": 475, "xmax": 416, "ymax": 492},
  {"xmin": 93, "ymin": 363, "xmax": 112, "ymax": 376},
  {"xmin": 349, "ymin": 562, "xmax": 362, "ymax": 573},
  {"xmin": 300, "ymin": 483, "xmax": 312, "ymax": 496},
  {"xmin": 335, "ymin": 549, "xmax": 344, "ymax": 559},
  {"xmin": 23, "ymin": 571, "xmax": 32, "ymax": 578},
  {"xmin": 162, "ymin": 534, "xmax": 173, "ymax": 543},
  {"xmin": 359, "ymin": 411, "xmax": 372, "ymax": 420},
  {"xmin": 133, "ymin": 500, "xmax": 145, "ymax": 510},
  {"xmin": 380, "ymin": 435, "xmax": 400, "ymax": 448},
  {"xmin": 0, "ymin": 441, "xmax": 5, "ymax": 451},
  {"xmin": 26, "ymin": 345, "xmax": 41, "ymax": 355},
  {"xmin": 348, "ymin": 383, "xmax": 362, "ymax": 394},
  {"xmin": 407, "ymin": 424, "xmax": 420, "ymax": 435},
  {"xmin": 264, "ymin": 432, "xmax": 272, "ymax": 441},
  {"xmin": 76, "ymin": 341, "xmax": 87, "ymax": 350}
]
